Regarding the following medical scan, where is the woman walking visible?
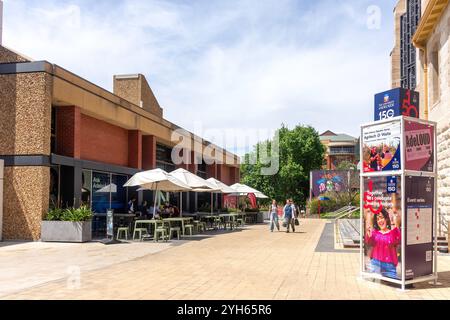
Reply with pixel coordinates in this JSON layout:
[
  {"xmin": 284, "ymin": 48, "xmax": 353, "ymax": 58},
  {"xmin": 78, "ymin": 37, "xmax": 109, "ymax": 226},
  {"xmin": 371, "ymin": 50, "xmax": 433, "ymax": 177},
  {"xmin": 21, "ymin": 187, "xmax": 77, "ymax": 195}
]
[{"xmin": 269, "ymin": 200, "xmax": 280, "ymax": 232}]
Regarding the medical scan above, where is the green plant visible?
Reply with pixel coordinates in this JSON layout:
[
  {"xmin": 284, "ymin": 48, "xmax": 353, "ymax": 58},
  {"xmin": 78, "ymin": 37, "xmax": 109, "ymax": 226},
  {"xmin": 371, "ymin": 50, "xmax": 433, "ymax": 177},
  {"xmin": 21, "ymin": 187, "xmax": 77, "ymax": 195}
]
[
  {"xmin": 45, "ymin": 205, "xmax": 93, "ymax": 222},
  {"xmin": 45, "ymin": 207, "xmax": 64, "ymax": 221},
  {"xmin": 198, "ymin": 204, "xmax": 211, "ymax": 213}
]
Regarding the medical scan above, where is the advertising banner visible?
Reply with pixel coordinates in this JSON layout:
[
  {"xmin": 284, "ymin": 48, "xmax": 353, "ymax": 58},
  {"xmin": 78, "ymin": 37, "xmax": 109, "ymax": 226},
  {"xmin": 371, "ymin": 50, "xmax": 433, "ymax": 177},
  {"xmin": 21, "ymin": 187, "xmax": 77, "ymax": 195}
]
[
  {"xmin": 374, "ymin": 88, "xmax": 420, "ymax": 121},
  {"xmin": 404, "ymin": 120, "xmax": 434, "ymax": 172},
  {"xmin": 310, "ymin": 170, "xmax": 350, "ymax": 198},
  {"xmin": 362, "ymin": 176, "xmax": 402, "ymax": 280},
  {"xmin": 362, "ymin": 121, "xmax": 401, "ymax": 172},
  {"xmin": 404, "ymin": 176, "xmax": 434, "ymax": 279},
  {"xmin": 106, "ymin": 209, "xmax": 114, "ymax": 238}
]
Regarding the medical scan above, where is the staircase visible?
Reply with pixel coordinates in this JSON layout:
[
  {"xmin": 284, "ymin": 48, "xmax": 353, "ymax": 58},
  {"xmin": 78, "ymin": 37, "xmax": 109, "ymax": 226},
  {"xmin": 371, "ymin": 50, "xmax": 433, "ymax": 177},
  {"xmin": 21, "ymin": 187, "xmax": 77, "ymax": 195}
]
[
  {"xmin": 436, "ymin": 236, "xmax": 448, "ymax": 253},
  {"xmin": 336, "ymin": 219, "xmax": 360, "ymax": 248}
]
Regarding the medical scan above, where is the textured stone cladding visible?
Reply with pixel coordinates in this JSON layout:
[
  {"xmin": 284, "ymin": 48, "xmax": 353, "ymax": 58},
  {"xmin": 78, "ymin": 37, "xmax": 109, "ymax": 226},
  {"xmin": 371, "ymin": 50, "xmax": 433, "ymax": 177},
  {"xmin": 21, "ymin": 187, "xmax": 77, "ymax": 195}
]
[
  {"xmin": 0, "ymin": 46, "xmax": 29, "ymax": 63},
  {"xmin": 0, "ymin": 72, "xmax": 52, "ymax": 240},
  {"xmin": 437, "ymin": 122, "xmax": 450, "ymax": 218},
  {"xmin": 114, "ymin": 78, "xmax": 140, "ymax": 106},
  {"xmin": 3, "ymin": 166, "xmax": 50, "ymax": 240},
  {"xmin": 429, "ymin": 5, "xmax": 450, "ymax": 223},
  {"xmin": 0, "ymin": 73, "xmax": 52, "ymax": 155}
]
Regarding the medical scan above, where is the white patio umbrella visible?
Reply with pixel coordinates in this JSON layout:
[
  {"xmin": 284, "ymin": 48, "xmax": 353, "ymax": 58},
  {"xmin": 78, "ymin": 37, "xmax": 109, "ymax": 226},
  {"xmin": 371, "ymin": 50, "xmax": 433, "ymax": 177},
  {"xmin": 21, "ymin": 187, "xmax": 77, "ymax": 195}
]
[
  {"xmin": 230, "ymin": 183, "xmax": 269, "ymax": 212},
  {"xmin": 95, "ymin": 183, "xmax": 117, "ymax": 193},
  {"xmin": 230, "ymin": 183, "xmax": 268, "ymax": 198},
  {"xmin": 123, "ymin": 168, "xmax": 192, "ymax": 217},
  {"xmin": 205, "ymin": 178, "xmax": 236, "ymax": 214},
  {"xmin": 168, "ymin": 168, "xmax": 219, "ymax": 215}
]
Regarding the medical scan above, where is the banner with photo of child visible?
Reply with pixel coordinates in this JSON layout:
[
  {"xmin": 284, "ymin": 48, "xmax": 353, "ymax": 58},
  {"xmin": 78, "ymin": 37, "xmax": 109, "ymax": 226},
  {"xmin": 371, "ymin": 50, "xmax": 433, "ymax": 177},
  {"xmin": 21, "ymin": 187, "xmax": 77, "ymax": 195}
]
[
  {"xmin": 362, "ymin": 176, "xmax": 402, "ymax": 280},
  {"xmin": 362, "ymin": 121, "xmax": 401, "ymax": 173}
]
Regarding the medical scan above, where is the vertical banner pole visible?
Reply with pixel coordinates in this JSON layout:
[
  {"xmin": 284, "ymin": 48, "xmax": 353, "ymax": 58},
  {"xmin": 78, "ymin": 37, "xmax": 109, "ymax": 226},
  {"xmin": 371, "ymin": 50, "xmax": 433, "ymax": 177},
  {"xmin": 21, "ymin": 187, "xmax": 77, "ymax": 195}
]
[
  {"xmin": 360, "ymin": 125, "xmax": 364, "ymax": 278},
  {"xmin": 401, "ymin": 117, "xmax": 406, "ymax": 290},
  {"xmin": 433, "ymin": 121, "xmax": 438, "ymax": 284}
]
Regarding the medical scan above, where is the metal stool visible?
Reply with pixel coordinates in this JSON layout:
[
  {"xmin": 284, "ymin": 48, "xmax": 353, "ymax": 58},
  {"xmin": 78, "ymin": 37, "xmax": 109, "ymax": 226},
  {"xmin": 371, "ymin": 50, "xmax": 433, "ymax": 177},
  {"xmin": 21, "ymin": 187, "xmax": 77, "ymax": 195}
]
[
  {"xmin": 169, "ymin": 227, "xmax": 181, "ymax": 240},
  {"xmin": 116, "ymin": 227, "xmax": 129, "ymax": 240},
  {"xmin": 133, "ymin": 228, "xmax": 149, "ymax": 241},
  {"xmin": 184, "ymin": 224, "xmax": 194, "ymax": 236},
  {"xmin": 155, "ymin": 227, "xmax": 169, "ymax": 242}
]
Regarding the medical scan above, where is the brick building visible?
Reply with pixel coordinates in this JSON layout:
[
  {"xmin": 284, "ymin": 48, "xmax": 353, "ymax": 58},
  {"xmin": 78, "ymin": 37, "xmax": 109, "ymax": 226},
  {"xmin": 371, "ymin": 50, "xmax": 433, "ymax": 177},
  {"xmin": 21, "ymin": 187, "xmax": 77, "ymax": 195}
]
[
  {"xmin": 319, "ymin": 131, "xmax": 359, "ymax": 170},
  {"xmin": 0, "ymin": 45, "xmax": 240, "ymax": 241}
]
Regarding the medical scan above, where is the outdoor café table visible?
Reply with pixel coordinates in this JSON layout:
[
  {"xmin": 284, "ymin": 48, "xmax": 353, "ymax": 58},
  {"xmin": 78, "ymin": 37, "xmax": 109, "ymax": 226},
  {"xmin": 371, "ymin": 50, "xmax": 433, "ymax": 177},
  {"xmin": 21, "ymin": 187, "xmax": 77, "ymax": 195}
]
[
  {"xmin": 199, "ymin": 215, "xmax": 216, "ymax": 230},
  {"xmin": 162, "ymin": 217, "xmax": 193, "ymax": 236},
  {"xmin": 219, "ymin": 214, "xmax": 236, "ymax": 230},
  {"xmin": 133, "ymin": 219, "xmax": 159, "ymax": 239}
]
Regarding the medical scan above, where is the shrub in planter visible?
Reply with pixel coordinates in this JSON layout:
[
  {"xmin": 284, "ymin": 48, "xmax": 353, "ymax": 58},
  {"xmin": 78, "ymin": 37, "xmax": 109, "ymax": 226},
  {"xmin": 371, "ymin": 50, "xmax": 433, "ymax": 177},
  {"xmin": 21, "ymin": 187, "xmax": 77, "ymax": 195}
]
[{"xmin": 41, "ymin": 206, "xmax": 94, "ymax": 242}]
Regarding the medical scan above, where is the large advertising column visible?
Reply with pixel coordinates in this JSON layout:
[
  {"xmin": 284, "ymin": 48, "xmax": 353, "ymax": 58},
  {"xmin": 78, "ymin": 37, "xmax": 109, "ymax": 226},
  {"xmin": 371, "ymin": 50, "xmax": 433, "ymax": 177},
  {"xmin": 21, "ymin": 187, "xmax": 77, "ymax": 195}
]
[{"xmin": 360, "ymin": 116, "xmax": 437, "ymax": 289}]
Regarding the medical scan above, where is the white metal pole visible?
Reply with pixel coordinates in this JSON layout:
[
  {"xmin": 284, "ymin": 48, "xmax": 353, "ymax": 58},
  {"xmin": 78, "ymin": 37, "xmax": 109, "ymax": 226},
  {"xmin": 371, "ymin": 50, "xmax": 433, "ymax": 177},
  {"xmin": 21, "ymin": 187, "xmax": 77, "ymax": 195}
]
[
  {"xmin": 433, "ymin": 120, "xmax": 438, "ymax": 284},
  {"xmin": 401, "ymin": 117, "xmax": 406, "ymax": 291},
  {"xmin": 360, "ymin": 125, "xmax": 364, "ymax": 278},
  {"xmin": 180, "ymin": 192, "xmax": 183, "ymax": 217},
  {"xmin": 153, "ymin": 183, "xmax": 158, "ymax": 217}
]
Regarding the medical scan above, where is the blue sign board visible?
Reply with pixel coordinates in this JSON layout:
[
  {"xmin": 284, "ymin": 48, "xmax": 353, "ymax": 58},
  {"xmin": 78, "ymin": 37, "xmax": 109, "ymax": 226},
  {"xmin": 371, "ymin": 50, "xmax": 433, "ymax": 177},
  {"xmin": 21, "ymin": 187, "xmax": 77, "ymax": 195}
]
[
  {"xmin": 374, "ymin": 88, "xmax": 420, "ymax": 121},
  {"xmin": 386, "ymin": 176, "xmax": 397, "ymax": 194}
]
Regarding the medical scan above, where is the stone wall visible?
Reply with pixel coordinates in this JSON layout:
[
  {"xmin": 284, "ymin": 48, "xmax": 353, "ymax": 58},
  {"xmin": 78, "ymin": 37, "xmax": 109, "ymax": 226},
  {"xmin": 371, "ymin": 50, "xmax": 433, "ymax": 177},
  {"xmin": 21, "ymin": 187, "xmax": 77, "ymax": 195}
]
[
  {"xmin": 0, "ymin": 46, "xmax": 29, "ymax": 63},
  {"xmin": 3, "ymin": 167, "xmax": 49, "ymax": 240},
  {"xmin": 0, "ymin": 73, "xmax": 52, "ymax": 155},
  {"xmin": 0, "ymin": 70, "xmax": 52, "ymax": 240},
  {"xmin": 428, "ymin": 5, "xmax": 450, "ymax": 232}
]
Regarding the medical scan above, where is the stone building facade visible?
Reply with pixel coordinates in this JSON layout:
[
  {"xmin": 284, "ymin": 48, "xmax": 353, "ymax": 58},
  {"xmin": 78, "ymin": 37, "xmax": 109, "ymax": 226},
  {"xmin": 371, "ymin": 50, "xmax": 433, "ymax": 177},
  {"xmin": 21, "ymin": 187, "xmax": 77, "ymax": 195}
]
[{"xmin": 412, "ymin": 0, "xmax": 450, "ymax": 234}]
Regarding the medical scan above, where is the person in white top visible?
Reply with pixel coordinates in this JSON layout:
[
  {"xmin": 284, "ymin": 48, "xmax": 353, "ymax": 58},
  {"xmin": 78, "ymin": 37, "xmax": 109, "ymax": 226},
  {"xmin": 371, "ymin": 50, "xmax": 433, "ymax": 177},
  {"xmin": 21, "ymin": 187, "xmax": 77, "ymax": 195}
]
[{"xmin": 269, "ymin": 200, "xmax": 280, "ymax": 232}]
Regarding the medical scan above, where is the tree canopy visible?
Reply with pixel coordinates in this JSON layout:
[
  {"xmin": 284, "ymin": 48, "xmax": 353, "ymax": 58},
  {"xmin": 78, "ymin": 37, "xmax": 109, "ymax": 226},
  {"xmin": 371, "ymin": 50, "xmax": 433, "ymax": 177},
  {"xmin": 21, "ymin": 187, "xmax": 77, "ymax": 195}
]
[{"xmin": 241, "ymin": 125, "xmax": 325, "ymax": 206}]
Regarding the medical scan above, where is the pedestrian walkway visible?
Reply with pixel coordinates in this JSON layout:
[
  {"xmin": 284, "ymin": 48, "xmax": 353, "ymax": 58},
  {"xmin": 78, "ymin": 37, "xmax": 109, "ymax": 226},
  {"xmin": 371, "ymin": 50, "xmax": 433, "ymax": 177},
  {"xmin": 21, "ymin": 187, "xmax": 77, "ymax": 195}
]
[{"xmin": 2, "ymin": 219, "xmax": 450, "ymax": 300}]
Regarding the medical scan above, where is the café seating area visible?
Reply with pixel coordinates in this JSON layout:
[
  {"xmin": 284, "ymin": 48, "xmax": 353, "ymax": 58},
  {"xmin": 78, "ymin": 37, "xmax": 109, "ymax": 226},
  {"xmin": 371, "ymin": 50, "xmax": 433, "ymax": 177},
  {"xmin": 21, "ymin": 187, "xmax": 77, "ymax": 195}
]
[{"xmin": 114, "ymin": 212, "xmax": 249, "ymax": 242}]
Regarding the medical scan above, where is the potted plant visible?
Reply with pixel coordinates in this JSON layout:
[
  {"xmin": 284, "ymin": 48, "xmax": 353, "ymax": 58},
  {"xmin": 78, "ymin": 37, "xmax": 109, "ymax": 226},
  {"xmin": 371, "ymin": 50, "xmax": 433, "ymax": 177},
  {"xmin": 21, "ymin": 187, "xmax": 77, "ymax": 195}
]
[{"xmin": 41, "ymin": 205, "xmax": 93, "ymax": 243}]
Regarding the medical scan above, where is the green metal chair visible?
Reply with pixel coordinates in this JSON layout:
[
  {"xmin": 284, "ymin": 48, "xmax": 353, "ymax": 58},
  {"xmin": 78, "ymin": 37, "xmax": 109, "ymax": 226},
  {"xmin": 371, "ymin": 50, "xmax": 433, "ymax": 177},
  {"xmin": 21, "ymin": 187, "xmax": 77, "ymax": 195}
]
[
  {"xmin": 169, "ymin": 227, "xmax": 181, "ymax": 240},
  {"xmin": 116, "ymin": 227, "xmax": 129, "ymax": 240}
]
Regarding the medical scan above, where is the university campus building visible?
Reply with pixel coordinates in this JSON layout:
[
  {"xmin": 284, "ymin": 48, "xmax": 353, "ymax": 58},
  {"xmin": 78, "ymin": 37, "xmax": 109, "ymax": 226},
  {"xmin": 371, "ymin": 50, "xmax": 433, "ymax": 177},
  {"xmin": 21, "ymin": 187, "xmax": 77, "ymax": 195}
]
[
  {"xmin": 319, "ymin": 131, "xmax": 359, "ymax": 170},
  {"xmin": 391, "ymin": 0, "xmax": 450, "ymax": 235},
  {"xmin": 0, "ymin": 45, "xmax": 240, "ymax": 241}
]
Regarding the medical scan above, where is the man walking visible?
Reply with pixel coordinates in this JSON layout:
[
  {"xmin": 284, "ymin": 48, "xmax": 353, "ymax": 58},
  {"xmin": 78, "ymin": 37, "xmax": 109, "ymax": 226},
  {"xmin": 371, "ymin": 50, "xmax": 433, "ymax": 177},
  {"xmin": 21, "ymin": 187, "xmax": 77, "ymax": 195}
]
[{"xmin": 283, "ymin": 199, "xmax": 295, "ymax": 233}]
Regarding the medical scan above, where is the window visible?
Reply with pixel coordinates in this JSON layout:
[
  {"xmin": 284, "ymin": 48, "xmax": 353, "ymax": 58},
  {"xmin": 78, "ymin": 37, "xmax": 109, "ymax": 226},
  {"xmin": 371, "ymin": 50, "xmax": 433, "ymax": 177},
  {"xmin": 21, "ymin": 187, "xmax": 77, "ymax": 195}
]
[
  {"xmin": 91, "ymin": 172, "xmax": 111, "ymax": 214},
  {"xmin": 329, "ymin": 146, "xmax": 355, "ymax": 155},
  {"xmin": 82, "ymin": 170, "xmax": 92, "ymax": 207},
  {"xmin": 51, "ymin": 107, "xmax": 57, "ymax": 154},
  {"xmin": 111, "ymin": 174, "xmax": 128, "ymax": 213},
  {"xmin": 431, "ymin": 50, "xmax": 440, "ymax": 106}
]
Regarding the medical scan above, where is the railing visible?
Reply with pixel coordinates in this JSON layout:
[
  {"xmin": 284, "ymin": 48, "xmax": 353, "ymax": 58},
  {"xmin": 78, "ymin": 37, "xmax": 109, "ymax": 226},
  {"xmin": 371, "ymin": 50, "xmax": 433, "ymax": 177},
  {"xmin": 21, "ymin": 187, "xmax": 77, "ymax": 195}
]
[
  {"xmin": 333, "ymin": 206, "xmax": 359, "ymax": 245},
  {"xmin": 438, "ymin": 208, "xmax": 448, "ymax": 238}
]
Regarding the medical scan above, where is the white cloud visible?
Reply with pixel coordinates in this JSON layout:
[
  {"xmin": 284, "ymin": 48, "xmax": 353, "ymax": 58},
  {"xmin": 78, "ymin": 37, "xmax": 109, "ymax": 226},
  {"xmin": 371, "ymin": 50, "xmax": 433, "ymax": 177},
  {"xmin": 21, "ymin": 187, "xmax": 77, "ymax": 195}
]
[{"xmin": 2, "ymin": 0, "xmax": 396, "ymax": 155}]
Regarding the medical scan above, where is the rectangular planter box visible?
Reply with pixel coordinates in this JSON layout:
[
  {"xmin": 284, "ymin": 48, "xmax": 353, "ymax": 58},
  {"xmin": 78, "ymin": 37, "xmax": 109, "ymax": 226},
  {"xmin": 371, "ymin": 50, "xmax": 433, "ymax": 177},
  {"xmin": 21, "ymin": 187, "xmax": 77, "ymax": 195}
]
[{"xmin": 41, "ymin": 221, "xmax": 92, "ymax": 243}]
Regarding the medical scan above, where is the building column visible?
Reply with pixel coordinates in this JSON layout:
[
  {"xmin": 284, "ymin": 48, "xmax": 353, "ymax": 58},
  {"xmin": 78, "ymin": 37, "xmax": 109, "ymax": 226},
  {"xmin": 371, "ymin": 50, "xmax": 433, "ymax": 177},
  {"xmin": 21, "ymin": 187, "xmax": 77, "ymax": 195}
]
[
  {"xmin": 128, "ymin": 130, "xmax": 142, "ymax": 169},
  {"xmin": 56, "ymin": 106, "xmax": 81, "ymax": 158},
  {"xmin": 73, "ymin": 164, "xmax": 82, "ymax": 208},
  {"xmin": 327, "ymin": 156, "xmax": 332, "ymax": 170},
  {"xmin": 142, "ymin": 135, "xmax": 156, "ymax": 170}
]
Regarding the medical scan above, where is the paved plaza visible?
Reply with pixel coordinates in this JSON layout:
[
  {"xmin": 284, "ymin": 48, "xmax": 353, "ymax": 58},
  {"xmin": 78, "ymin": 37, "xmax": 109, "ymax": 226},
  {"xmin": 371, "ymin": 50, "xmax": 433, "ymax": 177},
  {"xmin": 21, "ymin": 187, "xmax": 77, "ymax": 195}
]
[{"xmin": 1, "ymin": 219, "xmax": 450, "ymax": 300}]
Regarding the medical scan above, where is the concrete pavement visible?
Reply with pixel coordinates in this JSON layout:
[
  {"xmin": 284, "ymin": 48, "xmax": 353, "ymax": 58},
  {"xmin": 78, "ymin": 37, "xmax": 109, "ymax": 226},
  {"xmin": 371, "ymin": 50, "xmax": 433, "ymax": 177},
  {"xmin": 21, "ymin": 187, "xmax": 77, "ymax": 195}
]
[{"xmin": 1, "ymin": 219, "xmax": 450, "ymax": 300}]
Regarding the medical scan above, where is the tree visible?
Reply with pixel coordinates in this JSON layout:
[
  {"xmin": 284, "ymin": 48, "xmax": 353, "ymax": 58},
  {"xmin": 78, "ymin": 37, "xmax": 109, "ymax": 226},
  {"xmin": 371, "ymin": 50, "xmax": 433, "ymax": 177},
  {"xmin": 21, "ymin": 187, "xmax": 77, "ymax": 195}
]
[
  {"xmin": 335, "ymin": 160, "xmax": 357, "ymax": 171},
  {"xmin": 329, "ymin": 161, "xmax": 360, "ymax": 207},
  {"xmin": 241, "ymin": 125, "xmax": 325, "ymax": 206}
]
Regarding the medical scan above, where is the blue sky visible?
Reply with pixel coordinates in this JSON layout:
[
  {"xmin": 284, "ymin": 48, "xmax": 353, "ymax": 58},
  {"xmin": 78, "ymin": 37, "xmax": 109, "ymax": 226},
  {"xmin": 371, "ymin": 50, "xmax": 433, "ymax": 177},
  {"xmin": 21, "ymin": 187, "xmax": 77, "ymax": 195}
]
[{"xmin": 3, "ymin": 0, "xmax": 397, "ymax": 155}]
